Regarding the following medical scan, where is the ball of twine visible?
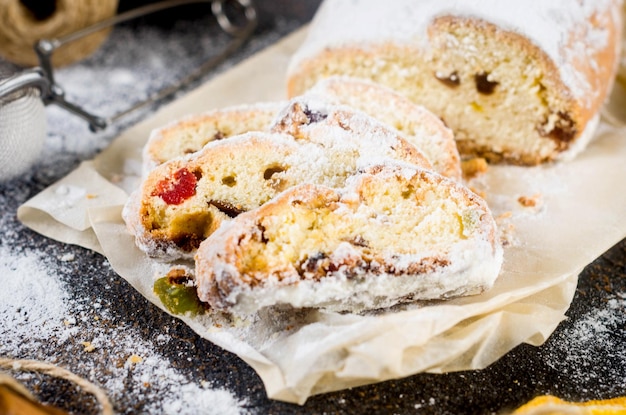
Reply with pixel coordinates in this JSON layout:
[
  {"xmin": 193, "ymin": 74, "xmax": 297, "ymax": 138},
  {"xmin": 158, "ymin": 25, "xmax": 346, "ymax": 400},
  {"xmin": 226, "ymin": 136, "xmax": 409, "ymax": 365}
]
[{"xmin": 0, "ymin": 0, "xmax": 119, "ymax": 68}]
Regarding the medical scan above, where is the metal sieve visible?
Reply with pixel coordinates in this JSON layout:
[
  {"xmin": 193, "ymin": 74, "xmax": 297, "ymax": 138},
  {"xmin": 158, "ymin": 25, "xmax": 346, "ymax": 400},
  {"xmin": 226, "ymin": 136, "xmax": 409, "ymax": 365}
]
[{"xmin": 0, "ymin": 0, "xmax": 257, "ymax": 181}]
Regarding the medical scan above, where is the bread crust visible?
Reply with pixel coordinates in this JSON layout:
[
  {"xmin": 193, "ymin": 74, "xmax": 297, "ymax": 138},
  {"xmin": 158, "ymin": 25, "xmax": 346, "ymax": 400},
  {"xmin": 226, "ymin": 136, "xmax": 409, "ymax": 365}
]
[
  {"xmin": 270, "ymin": 97, "xmax": 434, "ymax": 171},
  {"xmin": 143, "ymin": 102, "xmax": 284, "ymax": 173},
  {"xmin": 307, "ymin": 76, "xmax": 462, "ymax": 180}
]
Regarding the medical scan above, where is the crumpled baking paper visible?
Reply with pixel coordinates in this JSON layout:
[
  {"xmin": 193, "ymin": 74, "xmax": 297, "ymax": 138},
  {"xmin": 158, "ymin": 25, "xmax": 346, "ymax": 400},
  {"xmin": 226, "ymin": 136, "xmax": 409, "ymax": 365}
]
[{"xmin": 17, "ymin": 28, "xmax": 626, "ymax": 404}]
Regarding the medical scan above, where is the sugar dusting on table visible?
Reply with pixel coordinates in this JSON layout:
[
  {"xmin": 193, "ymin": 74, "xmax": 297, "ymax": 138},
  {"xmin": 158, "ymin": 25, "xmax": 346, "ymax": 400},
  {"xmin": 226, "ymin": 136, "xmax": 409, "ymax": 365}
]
[
  {"xmin": 0, "ymin": 244, "xmax": 250, "ymax": 415},
  {"xmin": 541, "ymin": 294, "xmax": 626, "ymax": 392}
]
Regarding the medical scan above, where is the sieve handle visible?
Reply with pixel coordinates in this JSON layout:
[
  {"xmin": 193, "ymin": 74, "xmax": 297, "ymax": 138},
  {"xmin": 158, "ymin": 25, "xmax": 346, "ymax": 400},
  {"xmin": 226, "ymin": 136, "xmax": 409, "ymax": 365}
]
[
  {"xmin": 0, "ymin": 68, "xmax": 48, "ymax": 103},
  {"xmin": 33, "ymin": 0, "xmax": 257, "ymax": 132}
]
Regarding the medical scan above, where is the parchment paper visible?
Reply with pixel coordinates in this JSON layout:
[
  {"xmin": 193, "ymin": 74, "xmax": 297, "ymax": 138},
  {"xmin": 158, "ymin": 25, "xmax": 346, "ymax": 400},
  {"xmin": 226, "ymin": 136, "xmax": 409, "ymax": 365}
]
[{"xmin": 17, "ymin": 28, "xmax": 626, "ymax": 404}]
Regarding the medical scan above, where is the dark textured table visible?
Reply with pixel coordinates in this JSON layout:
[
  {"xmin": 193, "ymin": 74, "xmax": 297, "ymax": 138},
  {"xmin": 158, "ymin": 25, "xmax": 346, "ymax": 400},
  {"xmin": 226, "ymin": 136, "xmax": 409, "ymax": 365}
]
[{"xmin": 1, "ymin": 1, "xmax": 625, "ymax": 414}]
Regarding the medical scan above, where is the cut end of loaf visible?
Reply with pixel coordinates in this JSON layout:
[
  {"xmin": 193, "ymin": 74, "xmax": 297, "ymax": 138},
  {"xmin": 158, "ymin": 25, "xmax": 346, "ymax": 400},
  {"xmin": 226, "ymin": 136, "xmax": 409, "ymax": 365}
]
[
  {"xmin": 287, "ymin": 11, "xmax": 617, "ymax": 164},
  {"xmin": 195, "ymin": 163, "xmax": 503, "ymax": 315}
]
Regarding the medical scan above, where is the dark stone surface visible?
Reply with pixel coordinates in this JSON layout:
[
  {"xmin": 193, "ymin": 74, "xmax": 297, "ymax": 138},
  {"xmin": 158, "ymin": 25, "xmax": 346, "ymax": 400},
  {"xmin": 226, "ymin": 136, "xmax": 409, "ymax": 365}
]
[{"xmin": 1, "ymin": 1, "xmax": 625, "ymax": 414}]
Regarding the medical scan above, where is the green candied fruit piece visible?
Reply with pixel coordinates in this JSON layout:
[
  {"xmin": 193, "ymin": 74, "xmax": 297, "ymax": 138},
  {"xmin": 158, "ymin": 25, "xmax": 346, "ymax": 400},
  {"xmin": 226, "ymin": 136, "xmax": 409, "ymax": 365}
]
[{"xmin": 153, "ymin": 272, "xmax": 205, "ymax": 316}]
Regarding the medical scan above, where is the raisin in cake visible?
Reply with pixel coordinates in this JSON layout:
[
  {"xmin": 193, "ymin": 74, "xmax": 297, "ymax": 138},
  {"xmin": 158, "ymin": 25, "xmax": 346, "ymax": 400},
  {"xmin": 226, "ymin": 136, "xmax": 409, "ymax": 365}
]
[
  {"xmin": 287, "ymin": 0, "xmax": 622, "ymax": 165},
  {"xmin": 124, "ymin": 110, "xmax": 431, "ymax": 260},
  {"xmin": 142, "ymin": 102, "xmax": 283, "ymax": 173},
  {"xmin": 307, "ymin": 76, "xmax": 462, "ymax": 180},
  {"xmin": 195, "ymin": 163, "xmax": 503, "ymax": 315}
]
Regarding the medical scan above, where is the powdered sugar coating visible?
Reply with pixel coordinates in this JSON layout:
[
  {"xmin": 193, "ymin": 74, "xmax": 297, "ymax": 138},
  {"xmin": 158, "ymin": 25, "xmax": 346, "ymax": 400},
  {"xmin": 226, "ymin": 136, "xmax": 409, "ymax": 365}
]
[
  {"xmin": 306, "ymin": 76, "xmax": 462, "ymax": 180},
  {"xmin": 126, "ymin": 98, "xmax": 435, "ymax": 261},
  {"xmin": 270, "ymin": 95, "xmax": 434, "ymax": 171}
]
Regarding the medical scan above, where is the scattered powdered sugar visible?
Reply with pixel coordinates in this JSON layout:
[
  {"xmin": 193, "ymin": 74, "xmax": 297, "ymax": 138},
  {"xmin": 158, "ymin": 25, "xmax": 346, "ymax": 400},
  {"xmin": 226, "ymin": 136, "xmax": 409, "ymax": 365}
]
[
  {"xmin": 541, "ymin": 293, "xmax": 626, "ymax": 392},
  {"xmin": 91, "ymin": 328, "xmax": 249, "ymax": 415},
  {"xmin": 0, "ymin": 244, "xmax": 250, "ymax": 414},
  {"xmin": 159, "ymin": 384, "xmax": 245, "ymax": 415},
  {"xmin": 0, "ymin": 245, "xmax": 79, "ymax": 349}
]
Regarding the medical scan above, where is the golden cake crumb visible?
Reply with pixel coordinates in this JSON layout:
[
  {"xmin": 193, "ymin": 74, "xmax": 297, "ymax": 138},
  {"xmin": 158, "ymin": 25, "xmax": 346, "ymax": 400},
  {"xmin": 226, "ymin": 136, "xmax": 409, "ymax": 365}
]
[
  {"xmin": 128, "ymin": 354, "xmax": 143, "ymax": 365},
  {"xmin": 518, "ymin": 194, "xmax": 542, "ymax": 208},
  {"xmin": 462, "ymin": 157, "xmax": 488, "ymax": 180},
  {"xmin": 81, "ymin": 341, "xmax": 96, "ymax": 352}
]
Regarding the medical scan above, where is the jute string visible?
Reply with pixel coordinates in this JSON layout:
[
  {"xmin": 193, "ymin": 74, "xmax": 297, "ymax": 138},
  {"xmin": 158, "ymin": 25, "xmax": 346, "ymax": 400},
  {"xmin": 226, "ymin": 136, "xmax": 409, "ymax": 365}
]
[
  {"xmin": 0, "ymin": 357, "xmax": 113, "ymax": 415},
  {"xmin": 0, "ymin": 0, "xmax": 119, "ymax": 67}
]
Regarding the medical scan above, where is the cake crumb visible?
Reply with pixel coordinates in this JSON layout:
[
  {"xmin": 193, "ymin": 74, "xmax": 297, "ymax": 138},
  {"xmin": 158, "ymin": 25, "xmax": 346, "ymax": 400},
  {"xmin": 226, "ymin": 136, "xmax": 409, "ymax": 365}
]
[
  {"xmin": 495, "ymin": 212, "xmax": 516, "ymax": 247},
  {"xmin": 462, "ymin": 157, "xmax": 489, "ymax": 180},
  {"xmin": 82, "ymin": 341, "xmax": 96, "ymax": 352},
  {"xmin": 110, "ymin": 173, "xmax": 123, "ymax": 184},
  {"xmin": 59, "ymin": 253, "xmax": 75, "ymax": 262},
  {"xmin": 518, "ymin": 193, "xmax": 542, "ymax": 208},
  {"xmin": 128, "ymin": 354, "xmax": 143, "ymax": 365}
]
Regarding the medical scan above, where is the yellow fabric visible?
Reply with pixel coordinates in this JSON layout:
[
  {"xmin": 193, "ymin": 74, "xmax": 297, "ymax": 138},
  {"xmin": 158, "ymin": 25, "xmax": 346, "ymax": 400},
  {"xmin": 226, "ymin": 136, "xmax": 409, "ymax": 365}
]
[{"xmin": 513, "ymin": 395, "xmax": 626, "ymax": 415}]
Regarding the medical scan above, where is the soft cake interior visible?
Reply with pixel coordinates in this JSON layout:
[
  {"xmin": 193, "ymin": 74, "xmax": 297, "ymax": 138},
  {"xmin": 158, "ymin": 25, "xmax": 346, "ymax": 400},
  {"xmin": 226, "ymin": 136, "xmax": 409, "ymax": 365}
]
[
  {"xmin": 230, "ymin": 168, "xmax": 480, "ymax": 283},
  {"xmin": 288, "ymin": 17, "xmax": 577, "ymax": 165}
]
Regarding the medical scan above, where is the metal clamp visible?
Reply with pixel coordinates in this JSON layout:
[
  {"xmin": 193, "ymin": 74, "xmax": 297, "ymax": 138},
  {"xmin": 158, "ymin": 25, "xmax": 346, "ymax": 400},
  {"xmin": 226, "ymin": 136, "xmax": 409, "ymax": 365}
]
[
  {"xmin": 9, "ymin": 0, "xmax": 258, "ymax": 132},
  {"xmin": 0, "ymin": 68, "xmax": 49, "ymax": 104}
]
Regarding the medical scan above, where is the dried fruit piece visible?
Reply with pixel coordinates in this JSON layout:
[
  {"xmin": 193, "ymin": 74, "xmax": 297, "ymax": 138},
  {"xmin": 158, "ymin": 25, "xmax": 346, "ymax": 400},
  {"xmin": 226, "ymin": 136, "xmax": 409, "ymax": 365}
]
[
  {"xmin": 474, "ymin": 72, "xmax": 499, "ymax": 95},
  {"xmin": 153, "ymin": 269, "xmax": 205, "ymax": 316},
  {"xmin": 435, "ymin": 70, "xmax": 461, "ymax": 88},
  {"xmin": 151, "ymin": 168, "xmax": 198, "ymax": 205},
  {"xmin": 209, "ymin": 200, "xmax": 245, "ymax": 218}
]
